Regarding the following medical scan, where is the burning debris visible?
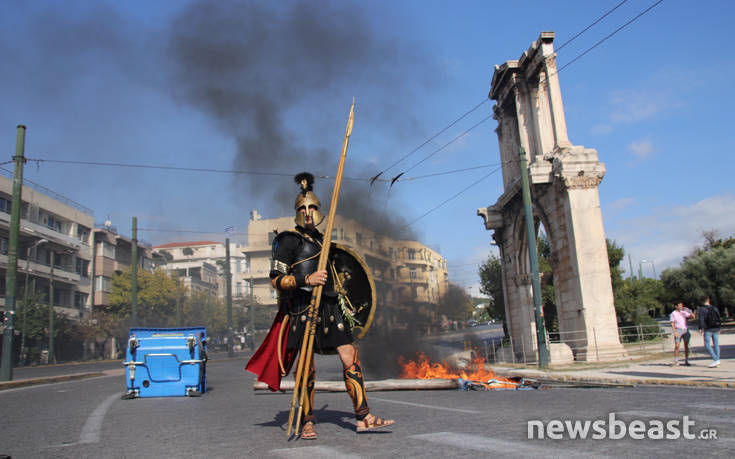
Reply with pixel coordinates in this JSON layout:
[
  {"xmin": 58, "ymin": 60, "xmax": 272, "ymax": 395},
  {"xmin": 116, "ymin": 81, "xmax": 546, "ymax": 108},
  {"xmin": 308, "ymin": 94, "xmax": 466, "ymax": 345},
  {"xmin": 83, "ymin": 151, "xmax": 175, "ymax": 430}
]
[
  {"xmin": 398, "ymin": 352, "xmax": 542, "ymax": 391},
  {"xmin": 253, "ymin": 353, "xmax": 542, "ymax": 392}
]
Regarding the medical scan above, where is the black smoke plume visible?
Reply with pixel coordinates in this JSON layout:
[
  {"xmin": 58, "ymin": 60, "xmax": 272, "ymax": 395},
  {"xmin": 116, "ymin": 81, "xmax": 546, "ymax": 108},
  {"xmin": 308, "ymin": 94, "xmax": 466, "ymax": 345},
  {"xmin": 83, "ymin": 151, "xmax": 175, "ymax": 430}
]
[{"xmin": 165, "ymin": 0, "xmax": 438, "ymax": 239}]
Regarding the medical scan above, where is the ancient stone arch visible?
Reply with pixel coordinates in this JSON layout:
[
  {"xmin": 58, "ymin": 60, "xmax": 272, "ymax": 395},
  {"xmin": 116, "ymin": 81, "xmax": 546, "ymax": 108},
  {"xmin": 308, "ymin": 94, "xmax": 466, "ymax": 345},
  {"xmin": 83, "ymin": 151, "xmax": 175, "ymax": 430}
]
[{"xmin": 477, "ymin": 32, "xmax": 625, "ymax": 362}]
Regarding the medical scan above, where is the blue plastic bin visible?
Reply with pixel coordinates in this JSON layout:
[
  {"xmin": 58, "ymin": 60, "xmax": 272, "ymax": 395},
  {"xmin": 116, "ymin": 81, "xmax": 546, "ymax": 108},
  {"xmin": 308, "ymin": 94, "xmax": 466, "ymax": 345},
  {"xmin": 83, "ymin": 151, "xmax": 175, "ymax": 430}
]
[{"xmin": 123, "ymin": 327, "xmax": 207, "ymax": 398}]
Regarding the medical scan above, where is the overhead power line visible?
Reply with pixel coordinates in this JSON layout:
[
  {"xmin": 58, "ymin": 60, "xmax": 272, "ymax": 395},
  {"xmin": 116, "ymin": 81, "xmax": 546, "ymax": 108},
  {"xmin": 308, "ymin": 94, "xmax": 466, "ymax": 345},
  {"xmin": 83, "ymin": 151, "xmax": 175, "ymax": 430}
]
[
  {"xmin": 555, "ymin": 0, "xmax": 630, "ymax": 52},
  {"xmin": 28, "ymin": 158, "xmax": 297, "ymax": 178},
  {"xmin": 401, "ymin": 113, "xmax": 494, "ymax": 176},
  {"xmin": 371, "ymin": 0, "xmax": 640, "ymax": 185},
  {"xmin": 403, "ymin": 165, "xmax": 503, "ymax": 228},
  {"xmin": 555, "ymin": 0, "xmax": 665, "ymax": 75},
  {"xmin": 377, "ymin": 98, "xmax": 490, "ymax": 177},
  {"xmin": 399, "ymin": 163, "xmax": 500, "ymax": 182},
  {"xmin": 22, "ymin": 156, "xmax": 494, "ymax": 185}
]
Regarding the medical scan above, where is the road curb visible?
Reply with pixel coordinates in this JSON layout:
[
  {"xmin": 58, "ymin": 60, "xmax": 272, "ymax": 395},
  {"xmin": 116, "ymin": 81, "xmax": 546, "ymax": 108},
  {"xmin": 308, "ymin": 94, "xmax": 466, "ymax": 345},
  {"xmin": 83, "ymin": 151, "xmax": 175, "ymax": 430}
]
[
  {"xmin": 0, "ymin": 356, "xmax": 246, "ymax": 392},
  {"xmin": 493, "ymin": 370, "xmax": 735, "ymax": 389},
  {"xmin": 0, "ymin": 372, "xmax": 105, "ymax": 391}
]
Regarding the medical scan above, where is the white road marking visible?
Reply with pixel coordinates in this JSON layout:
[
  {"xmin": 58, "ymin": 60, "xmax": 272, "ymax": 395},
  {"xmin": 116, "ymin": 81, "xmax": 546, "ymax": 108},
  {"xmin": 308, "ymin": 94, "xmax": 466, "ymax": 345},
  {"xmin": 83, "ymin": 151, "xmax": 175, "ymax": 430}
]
[
  {"xmin": 368, "ymin": 396, "xmax": 482, "ymax": 414},
  {"xmin": 409, "ymin": 432, "xmax": 611, "ymax": 458},
  {"xmin": 45, "ymin": 392, "xmax": 120, "ymax": 449},
  {"xmin": 78, "ymin": 392, "xmax": 119, "ymax": 444},
  {"xmin": 270, "ymin": 445, "xmax": 362, "ymax": 458}
]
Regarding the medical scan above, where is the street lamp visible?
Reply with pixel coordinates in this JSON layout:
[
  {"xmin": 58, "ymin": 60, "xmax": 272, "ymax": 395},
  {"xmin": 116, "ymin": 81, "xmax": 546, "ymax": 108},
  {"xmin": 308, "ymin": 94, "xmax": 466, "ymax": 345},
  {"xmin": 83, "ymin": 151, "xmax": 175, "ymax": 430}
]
[
  {"xmin": 19, "ymin": 238, "xmax": 47, "ymax": 366},
  {"xmin": 640, "ymin": 259, "xmax": 657, "ymax": 279}
]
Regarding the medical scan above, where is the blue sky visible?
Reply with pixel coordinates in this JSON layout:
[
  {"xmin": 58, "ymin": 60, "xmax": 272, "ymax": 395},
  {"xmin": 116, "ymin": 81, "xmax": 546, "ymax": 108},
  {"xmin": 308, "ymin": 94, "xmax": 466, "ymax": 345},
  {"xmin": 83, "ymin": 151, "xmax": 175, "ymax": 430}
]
[{"xmin": 1, "ymin": 0, "xmax": 733, "ymax": 295}]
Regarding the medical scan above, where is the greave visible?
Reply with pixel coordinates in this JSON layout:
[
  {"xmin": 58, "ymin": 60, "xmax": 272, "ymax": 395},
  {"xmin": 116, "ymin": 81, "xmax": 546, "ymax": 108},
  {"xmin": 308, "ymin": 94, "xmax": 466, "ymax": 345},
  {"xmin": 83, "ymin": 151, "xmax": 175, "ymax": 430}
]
[
  {"xmin": 343, "ymin": 350, "xmax": 370, "ymax": 420},
  {"xmin": 302, "ymin": 362, "xmax": 316, "ymax": 423}
]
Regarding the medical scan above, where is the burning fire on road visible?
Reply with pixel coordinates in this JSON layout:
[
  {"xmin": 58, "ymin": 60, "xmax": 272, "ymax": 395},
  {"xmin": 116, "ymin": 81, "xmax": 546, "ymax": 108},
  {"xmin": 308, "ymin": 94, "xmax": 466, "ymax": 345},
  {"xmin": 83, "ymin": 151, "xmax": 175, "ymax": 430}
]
[{"xmin": 398, "ymin": 352, "xmax": 541, "ymax": 391}]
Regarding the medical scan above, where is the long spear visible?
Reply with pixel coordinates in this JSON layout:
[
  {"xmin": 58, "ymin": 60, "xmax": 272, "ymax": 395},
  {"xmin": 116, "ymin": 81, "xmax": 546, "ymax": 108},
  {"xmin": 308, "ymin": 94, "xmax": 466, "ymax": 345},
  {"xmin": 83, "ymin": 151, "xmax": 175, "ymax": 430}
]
[{"xmin": 287, "ymin": 99, "xmax": 355, "ymax": 437}]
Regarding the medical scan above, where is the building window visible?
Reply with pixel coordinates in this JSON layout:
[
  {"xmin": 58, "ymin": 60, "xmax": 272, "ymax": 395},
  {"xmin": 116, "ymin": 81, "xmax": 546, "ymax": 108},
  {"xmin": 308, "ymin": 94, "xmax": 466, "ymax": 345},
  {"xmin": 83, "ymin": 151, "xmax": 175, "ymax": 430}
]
[
  {"xmin": 99, "ymin": 241, "xmax": 115, "ymax": 259},
  {"xmin": 356, "ymin": 233, "xmax": 363, "ymax": 246},
  {"xmin": 95, "ymin": 276, "xmax": 111, "ymax": 292},
  {"xmin": 0, "ymin": 197, "xmax": 11, "ymax": 214},
  {"xmin": 410, "ymin": 268, "xmax": 417, "ymax": 279},
  {"xmin": 76, "ymin": 225, "xmax": 91, "ymax": 243},
  {"xmin": 76, "ymin": 258, "xmax": 90, "ymax": 277},
  {"xmin": 74, "ymin": 292, "xmax": 88, "ymax": 309},
  {"xmin": 236, "ymin": 281, "xmax": 242, "ymax": 296},
  {"xmin": 0, "ymin": 237, "xmax": 8, "ymax": 255},
  {"xmin": 408, "ymin": 249, "xmax": 415, "ymax": 260},
  {"xmin": 47, "ymin": 215, "xmax": 63, "ymax": 233},
  {"xmin": 244, "ymin": 279, "xmax": 252, "ymax": 295},
  {"xmin": 244, "ymin": 254, "xmax": 250, "ymax": 273}
]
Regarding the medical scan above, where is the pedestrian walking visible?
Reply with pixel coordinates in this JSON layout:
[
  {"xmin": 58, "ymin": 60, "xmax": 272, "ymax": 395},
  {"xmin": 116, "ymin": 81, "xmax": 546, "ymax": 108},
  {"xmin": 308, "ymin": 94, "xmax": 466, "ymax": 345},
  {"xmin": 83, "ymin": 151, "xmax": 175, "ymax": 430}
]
[
  {"xmin": 698, "ymin": 297, "xmax": 722, "ymax": 368},
  {"xmin": 670, "ymin": 302, "xmax": 694, "ymax": 366}
]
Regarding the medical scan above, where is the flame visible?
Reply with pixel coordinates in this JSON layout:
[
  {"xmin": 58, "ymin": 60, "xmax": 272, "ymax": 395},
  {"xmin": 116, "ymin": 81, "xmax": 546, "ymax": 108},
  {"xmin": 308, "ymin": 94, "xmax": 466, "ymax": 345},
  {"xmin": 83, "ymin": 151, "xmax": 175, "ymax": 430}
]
[{"xmin": 398, "ymin": 352, "xmax": 518, "ymax": 390}]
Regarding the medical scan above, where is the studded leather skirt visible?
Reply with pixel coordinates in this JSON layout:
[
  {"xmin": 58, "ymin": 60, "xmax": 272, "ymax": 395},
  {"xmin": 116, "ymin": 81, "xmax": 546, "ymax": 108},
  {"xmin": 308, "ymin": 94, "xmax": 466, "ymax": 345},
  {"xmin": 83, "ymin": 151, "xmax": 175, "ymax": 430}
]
[{"xmin": 281, "ymin": 289, "xmax": 353, "ymax": 354}]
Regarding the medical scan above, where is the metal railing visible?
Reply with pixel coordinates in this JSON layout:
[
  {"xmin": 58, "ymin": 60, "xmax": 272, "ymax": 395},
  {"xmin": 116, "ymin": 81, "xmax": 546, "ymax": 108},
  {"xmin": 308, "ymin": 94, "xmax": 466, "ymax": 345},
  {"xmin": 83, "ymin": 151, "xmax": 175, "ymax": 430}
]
[{"xmin": 476, "ymin": 322, "xmax": 671, "ymax": 365}]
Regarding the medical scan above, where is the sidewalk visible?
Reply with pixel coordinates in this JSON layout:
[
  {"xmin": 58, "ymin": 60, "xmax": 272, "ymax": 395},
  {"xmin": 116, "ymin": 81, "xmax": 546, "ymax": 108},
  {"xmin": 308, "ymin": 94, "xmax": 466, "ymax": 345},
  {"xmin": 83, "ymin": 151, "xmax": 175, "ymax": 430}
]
[{"xmin": 491, "ymin": 330, "xmax": 735, "ymax": 389}]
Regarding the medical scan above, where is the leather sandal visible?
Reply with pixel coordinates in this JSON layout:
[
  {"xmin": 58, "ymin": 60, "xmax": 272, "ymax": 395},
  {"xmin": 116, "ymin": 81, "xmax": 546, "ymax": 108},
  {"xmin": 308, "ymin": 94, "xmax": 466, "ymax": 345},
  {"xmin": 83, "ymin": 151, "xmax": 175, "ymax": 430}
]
[
  {"xmin": 356, "ymin": 414, "xmax": 395, "ymax": 432},
  {"xmin": 301, "ymin": 421, "xmax": 317, "ymax": 440}
]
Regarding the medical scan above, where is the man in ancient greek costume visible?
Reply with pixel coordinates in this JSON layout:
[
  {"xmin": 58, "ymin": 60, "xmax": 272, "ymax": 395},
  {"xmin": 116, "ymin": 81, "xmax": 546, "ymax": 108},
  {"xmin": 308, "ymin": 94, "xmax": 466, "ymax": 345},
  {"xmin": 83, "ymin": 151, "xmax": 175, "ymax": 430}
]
[{"xmin": 246, "ymin": 172, "xmax": 394, "ymax": 439}]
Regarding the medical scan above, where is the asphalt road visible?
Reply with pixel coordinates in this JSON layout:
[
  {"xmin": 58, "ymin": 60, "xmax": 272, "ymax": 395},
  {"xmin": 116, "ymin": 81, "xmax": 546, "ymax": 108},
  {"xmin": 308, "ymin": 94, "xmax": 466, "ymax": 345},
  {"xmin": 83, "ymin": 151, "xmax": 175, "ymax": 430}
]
[{"xmin": 1, "ymin": 353, "xmax": 734, "ymax": 458}]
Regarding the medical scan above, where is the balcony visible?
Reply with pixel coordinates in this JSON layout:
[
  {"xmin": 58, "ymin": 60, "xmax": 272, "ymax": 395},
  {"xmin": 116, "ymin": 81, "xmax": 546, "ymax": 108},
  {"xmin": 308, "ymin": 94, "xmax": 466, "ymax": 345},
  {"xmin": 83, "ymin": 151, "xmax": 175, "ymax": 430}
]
[
  {"xmin": 397, "ymin": 273, "xmax": 430, "ymax": 284},
  {"xmin": 0, "ymin": 254, "xmax": 81, "ymax": 284},
  {"xmin": 10, "ymin": 217, "xmax": 86, "ymax": 251}
]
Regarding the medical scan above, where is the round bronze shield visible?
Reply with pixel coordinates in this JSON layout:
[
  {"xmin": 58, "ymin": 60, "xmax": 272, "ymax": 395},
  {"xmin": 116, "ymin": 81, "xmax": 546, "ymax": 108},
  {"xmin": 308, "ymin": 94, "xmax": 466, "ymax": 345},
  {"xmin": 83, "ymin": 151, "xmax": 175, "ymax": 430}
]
[{"xmin": 329, "ymin": 243, "xmax": 377, "ymax": 341}]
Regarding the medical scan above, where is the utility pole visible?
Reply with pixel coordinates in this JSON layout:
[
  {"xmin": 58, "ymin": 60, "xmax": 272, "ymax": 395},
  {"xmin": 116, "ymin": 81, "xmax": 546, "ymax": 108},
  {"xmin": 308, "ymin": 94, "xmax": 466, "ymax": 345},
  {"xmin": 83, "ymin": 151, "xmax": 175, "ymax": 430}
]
[
  {"xmin": 175, "ymin": 275, "xmax": 182, "ymax": 325},
  {"xmin": 1, "ymin": 125, "xmax": 27, "ymax": 381},
  {"xmin": 49, "ymin": 250, "xmax": 55, "ymax": 364},
  {"xmin": 131, "ymin": 217, "xmax": 138, "ymax": 326},
  {"xmin": 225, "ymin": 238, "xmax": 233, "ymax": 357},
  {"xmin": 628, "ymin": 254, "xmax": 634, "ymax": 280},
  {"xmin": 249, "ymin": 274, "xmax": 255, "ymax": 343},
  {"xmin": 20, "ymin": 239, "xmax": 46, "ymax": 366},
  {"xmin": 519, "ymin": 147, "xmax": 550, "ymax": 368}
]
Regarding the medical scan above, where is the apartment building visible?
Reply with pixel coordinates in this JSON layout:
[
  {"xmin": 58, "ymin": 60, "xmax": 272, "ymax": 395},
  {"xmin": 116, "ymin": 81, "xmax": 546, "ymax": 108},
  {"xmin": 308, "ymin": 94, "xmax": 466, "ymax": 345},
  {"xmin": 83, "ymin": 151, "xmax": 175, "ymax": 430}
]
[
  {"xmin": 244, "ymin": 210, "xmax": 449, "ymax": 327},
  {"xmin": 0, "ymin": 174, "xmax": 94, "ymax": 319},
  {"xmin": 91, "ymin": 223, "xmax": 155, "ymax": 310},
  {"xmin": 153, "ymin": 240, "xmax": 251, "ymax": 300}
]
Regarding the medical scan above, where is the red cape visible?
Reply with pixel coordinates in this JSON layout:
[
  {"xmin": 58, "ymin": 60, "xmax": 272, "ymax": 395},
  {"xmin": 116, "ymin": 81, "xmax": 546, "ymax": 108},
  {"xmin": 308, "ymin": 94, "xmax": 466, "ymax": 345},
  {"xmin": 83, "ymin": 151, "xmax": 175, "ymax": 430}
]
[{"xmin": 245, "ymin": 311, "xmax": 298, "ymax": 391}]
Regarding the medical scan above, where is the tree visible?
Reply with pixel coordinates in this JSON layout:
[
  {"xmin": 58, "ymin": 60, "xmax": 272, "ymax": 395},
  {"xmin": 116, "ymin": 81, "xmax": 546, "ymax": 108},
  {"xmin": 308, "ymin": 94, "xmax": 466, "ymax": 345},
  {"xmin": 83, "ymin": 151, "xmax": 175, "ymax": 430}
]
[
  {"xmin": 107, "ymin": 267, "xmax": 181, "ymax": 327},
  {"xmin": 537, "ymin": 233, "xmax": 557, "ymax": 333},
  {"xmin": 661, "ymin": 241, "xmax": 735, "ymax": 317},
  {"xmin": 606, "ymin": 239, "xmax": 663, "ymax": 329},
  {"xmin": 478, "ymin": 254, "xmax": 505, "ymax": 321},
  {"xmin": 181, "ymin": 290, "xmax": 227, "ymax": 336}
]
